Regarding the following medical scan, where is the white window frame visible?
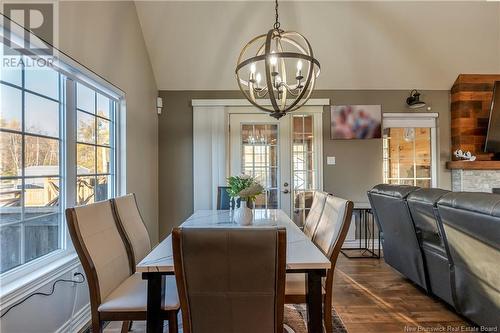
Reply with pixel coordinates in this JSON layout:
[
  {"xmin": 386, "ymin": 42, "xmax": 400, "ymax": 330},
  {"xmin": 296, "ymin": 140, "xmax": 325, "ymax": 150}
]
[
  {"xmin": 0, "ymin": 16, "xmax": 126, "ymax": 296},
  {"xmin": 382, "ymin": 112, "xmax": 439, "ymax": 188}
]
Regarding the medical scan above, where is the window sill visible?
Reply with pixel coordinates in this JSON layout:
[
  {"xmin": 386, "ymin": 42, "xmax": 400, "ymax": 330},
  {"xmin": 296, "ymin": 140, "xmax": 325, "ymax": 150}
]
[{"xmin": 0, "ymin": 252, "xmax": 80, "ymax": 308}]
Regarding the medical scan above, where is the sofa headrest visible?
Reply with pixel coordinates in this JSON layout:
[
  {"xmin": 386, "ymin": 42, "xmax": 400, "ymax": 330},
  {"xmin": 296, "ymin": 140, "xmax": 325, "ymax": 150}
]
[
  {"xmin": 369, "ymin": 184, "xmax": 420, "ymax": 199},
  {"xmin": 438, "ymin": 192, "xmax": 500, "ymax": 218},
  {"xmin": 407, "ymin": 188, "xmax": 450, "ymax": 206}
]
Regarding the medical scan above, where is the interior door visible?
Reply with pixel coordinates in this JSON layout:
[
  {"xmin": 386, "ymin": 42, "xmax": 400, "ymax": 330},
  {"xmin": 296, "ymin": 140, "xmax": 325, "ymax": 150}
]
[{"xmin": 229, "ymin": 113, "xmax": 292, "ymax": 216}]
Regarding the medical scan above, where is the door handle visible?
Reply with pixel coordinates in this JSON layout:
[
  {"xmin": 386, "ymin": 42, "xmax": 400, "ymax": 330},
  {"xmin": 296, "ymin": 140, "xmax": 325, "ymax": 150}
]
[{"xmin": 282, "ymin": 189, "xmax": 290, "ymax": 194}]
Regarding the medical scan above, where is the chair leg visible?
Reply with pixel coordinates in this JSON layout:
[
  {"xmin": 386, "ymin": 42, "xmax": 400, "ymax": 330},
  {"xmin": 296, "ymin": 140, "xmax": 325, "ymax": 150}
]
[
  {"xmin": 323, "ymin": 296, "xmax": 333, "ymax": 333},
  {"xmin": 92, "ymin": 319, "xmax": 103, "ymax": 333},
  {"xmin": 121, "ymin": 321, "xmax": 131, "ymax": 333},
  {"xmin": 129, "ymin": 321, "xmax": 133, "ymax": 331},
  {"xmin": 168, "ymin": 311, "xmax": 178, "ymax": 333}
]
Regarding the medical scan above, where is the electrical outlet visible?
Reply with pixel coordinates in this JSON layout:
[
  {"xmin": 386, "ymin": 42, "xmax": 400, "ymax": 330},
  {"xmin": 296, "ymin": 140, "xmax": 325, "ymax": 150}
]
[
  {"xmin": 71, "ymin": 269, "xmax": 82, "ymax": 287},
  {"xmin": 327, "ymin": 156, "xmax": 336, "ymax": 165}
]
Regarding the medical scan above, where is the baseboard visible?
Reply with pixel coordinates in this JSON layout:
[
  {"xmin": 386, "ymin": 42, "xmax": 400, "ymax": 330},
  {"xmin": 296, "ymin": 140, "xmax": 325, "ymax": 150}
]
[
  {"xmin": 56, "ymin": 303, "xmax": 90, "ymax": 333},
  {"xmin": 72, "ymin": 303, "xmax": 91, "ymax": 333}
]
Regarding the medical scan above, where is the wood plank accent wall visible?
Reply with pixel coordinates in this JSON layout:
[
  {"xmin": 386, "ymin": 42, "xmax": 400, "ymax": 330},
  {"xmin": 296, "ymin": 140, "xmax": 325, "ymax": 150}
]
[{"xmin": 451, "ymin": 74, "xmax": 500, "ymax": 160}]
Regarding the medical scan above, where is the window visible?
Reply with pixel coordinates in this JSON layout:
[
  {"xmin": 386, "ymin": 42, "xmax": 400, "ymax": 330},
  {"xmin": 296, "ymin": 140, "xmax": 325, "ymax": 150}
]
[
  {"xmin": 383, "ymin": 128, "xmax": 432, "ymax": 187},
  {"xmin": 1, "ymin": 43, "xmax": 122, "ymax": 277},
  {"xmin": 382, "ymin": 113, "xmax": 438, "ymax": 188},
  {"xmin": 76, "ymin": 83, "xmax": 116, "ymax": 205},
  {"xmin": 0, "ymin": 57, "xmax": 63, "ymax": 274}
]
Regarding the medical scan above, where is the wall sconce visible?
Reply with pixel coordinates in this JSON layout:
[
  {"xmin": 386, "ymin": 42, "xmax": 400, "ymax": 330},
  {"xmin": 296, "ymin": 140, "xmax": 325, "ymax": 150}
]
[{"xmin": 406, "ymin": 90, "xmax": 426, "ymax": 109}]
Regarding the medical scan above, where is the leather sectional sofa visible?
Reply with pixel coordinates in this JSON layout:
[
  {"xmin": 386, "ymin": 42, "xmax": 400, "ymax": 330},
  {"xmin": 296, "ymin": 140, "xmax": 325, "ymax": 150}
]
[{"xmin": 368, "ymin": 184, "xmax": 500, "ymax": 328}]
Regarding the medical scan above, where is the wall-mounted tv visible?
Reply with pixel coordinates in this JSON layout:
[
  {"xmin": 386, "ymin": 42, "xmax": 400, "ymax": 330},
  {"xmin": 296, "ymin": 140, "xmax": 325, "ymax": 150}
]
[
  {"xmin": 485, "ymin": 81, "xmax": 500, "ymax": 153},
  {"xmin": 330, "ymin": 105, "xmax": 382, "ymax": 140}
]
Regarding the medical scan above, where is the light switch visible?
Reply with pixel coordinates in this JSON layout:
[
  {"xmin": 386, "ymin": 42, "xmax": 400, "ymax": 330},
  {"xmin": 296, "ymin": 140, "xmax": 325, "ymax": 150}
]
[{"xmin": 327, "ymin": 156, "xmax": 336, "ymax": 165}]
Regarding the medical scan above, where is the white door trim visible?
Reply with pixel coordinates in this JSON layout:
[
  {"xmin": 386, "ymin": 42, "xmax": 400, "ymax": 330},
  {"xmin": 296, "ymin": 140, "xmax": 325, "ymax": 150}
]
[{"xmin": 192, "ymin": 98, "xmax": 330, "ymax": 107}]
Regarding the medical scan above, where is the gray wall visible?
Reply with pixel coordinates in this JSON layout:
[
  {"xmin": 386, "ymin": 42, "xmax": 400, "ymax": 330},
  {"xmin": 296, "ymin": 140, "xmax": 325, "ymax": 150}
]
[
  {"xmin": 158, "ymin": 91, "xmax": 242, "ymax": 238},
  {"xmin": 158, "ymin": 90, "xmax": 450, "ymax": 237},
  {"xmin": 60, "ymin": 1, "xmax": 160, "ymax": 243},
  {"xmin": 1, "ymin": 2, "xmax": 159, "ymax": 332},
  {"xmin": 320, "ymin": 90, "xmax": 451, "ymax": 202}
]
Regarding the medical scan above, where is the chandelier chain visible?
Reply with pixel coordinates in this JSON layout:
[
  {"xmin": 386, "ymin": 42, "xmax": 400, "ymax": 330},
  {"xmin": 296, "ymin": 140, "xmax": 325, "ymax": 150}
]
[{"xmin": 274, "ymin": 0, "xmax": 280, "ymax": 30}]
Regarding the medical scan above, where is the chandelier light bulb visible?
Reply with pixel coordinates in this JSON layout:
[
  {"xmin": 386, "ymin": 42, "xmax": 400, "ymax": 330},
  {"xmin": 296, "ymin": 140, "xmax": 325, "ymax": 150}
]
[
  {"xmin": 270, "ymin": 56, "xmax": 277, "ymax": 65},
  {"xmin": 256, "ymin": 73, "xmax": 262, "ymax": 83},
  {"xmin": 296, "ymin": 60, "xmax": 302, "ymax": 71},
  {"xmin": 250, "ymin": 63, "xmax": 256, "ymax": 74}
]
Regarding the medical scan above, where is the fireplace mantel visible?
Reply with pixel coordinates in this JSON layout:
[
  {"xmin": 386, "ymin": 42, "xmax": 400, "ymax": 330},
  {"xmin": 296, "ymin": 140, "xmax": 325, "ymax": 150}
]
[{"xmin": 446, "ymin": 160, "xmax": 500, "ymax": 170}]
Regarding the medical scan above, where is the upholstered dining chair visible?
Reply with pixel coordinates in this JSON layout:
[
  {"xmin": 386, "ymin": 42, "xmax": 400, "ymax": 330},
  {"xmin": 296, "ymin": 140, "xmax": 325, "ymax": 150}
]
[
  {"xmin": 111, "ymin": 193, "xmax": 151, "ymax": 271},
  {"xmin": 285, "ymin": 195, "xmax": 353, "ymax": 333},
  {"xmin": 172, "ymin": 226, "xmax": 287, "ymax": 333},
  {"xmin": 303, "ymin": 191, "xmax": 328, "ymax": 238},
  {"xmin": 111, "ymin": 193, "xmax": 157, "ymax": 332},
  {"xmin": 216, "ymin": 186, "xmax": 242, "ymax": 210},
  {"xmin": 66, "ymin": 200, "xmax": 179, "ymax": 333}
]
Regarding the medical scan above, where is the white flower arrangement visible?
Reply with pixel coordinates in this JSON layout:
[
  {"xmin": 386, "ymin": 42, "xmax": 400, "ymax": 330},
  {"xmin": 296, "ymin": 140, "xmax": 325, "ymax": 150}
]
[{"xmin": 227, "ymin": 174, "xmax": 264, "ymax": 203}]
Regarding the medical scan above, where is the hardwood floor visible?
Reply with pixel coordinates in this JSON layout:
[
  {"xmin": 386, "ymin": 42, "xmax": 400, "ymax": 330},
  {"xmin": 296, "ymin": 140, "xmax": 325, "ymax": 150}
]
[
  {"xmin": 104, "ymin": 254, "xmax": 471, "ymax": 333},
  {"xmin": 332, "ymin": 253, "xmax": 470, "ymax": 333}
]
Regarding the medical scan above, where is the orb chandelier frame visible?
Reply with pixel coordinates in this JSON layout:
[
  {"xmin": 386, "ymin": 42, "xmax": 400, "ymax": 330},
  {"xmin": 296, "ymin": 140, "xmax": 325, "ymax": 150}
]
[{"xmin": 235, "ymin": 0, "xmax": 321, "ymax": 119}]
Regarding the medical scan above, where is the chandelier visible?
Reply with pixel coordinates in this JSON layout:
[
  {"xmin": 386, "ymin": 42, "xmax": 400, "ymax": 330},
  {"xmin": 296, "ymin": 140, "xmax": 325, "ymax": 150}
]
[{"xmin": 235, "ymin": 0, "xmax": 321, "ymax": 119}]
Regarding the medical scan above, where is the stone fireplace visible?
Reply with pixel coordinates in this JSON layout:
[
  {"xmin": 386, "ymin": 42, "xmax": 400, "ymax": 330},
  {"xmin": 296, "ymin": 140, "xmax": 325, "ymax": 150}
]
[{"xmin": 451, "ymin": 167, "xmax": 500, "ymax": 192}]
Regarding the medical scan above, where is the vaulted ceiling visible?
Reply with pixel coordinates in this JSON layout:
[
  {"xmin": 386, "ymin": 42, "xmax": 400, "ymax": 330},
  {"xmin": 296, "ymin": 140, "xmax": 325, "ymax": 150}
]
[{"xmin": 135, "ymin": 1, "xmax": 500, "ymax": 91}]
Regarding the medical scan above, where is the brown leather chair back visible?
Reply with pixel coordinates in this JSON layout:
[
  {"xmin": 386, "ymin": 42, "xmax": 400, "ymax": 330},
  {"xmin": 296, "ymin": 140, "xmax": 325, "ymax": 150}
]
[
  {"xmin": 303, "ymin": 191, "xmax": 328, "ymax": 238},
  {"xmin": 172, "ymin": 227, "xmax": 286, "ymax": 333}
]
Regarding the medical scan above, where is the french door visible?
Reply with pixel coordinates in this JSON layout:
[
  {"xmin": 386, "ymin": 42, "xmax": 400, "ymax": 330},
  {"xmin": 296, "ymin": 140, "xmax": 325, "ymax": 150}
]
[
  {"xmin": 230, "ymin": 113, "xmax": 291, "ymax": 214},
  {"xmin": 228, "ymin": 108, "xmax": 323, "ymax": 223}
]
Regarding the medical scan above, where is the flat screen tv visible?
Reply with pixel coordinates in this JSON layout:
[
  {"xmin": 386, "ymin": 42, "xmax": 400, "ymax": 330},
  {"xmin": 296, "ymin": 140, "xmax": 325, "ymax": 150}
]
[
  {"xmin": 330, "ymin": 105, "xmax": 382, "ymax": 140},
  {"xmin": 485, "ymin": 81, "xmax": 500, "ymax": 153}
]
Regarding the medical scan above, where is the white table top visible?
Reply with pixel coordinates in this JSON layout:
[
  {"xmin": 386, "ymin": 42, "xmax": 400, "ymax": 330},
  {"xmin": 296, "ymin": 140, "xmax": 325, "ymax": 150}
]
[{"xmin": 137, "ymin": 209, "xmax": 331, "ymax": 273}]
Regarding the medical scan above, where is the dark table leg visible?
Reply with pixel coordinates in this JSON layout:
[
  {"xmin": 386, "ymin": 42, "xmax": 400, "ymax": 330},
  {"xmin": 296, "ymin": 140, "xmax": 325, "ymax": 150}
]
[
  {"xmin": 144, "ymin": 272, "xmax": 164, "ymax": 333},
  {"xmin": 306, "ymin": 270, "xmax": 323, "ymax": 333}
]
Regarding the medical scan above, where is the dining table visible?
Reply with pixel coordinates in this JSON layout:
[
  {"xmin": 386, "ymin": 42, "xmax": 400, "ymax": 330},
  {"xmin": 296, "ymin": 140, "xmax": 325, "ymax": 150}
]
[{"xmin": 136, "ymin": 209, "xmax": 331, "ymax": 333}]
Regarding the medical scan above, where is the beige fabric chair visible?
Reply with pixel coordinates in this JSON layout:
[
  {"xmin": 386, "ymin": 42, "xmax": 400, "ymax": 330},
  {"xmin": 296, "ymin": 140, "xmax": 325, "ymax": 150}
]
[
  {"xmin": 285, "ymin": 195, "xmax": 353, "ymax": 333},
  {"xmin": 173, "ymin": 227, "xmax": 287, "ymax": 333},
  {"xmin": 66, "ymin": 201, "xmax": 179, "ymax": 333},
  {"xmin": 111, "ymin": 193, "xmax": 151, "ymax": 270},
  {"xmin": 303, "ymin": 191, "xmax": 328, "ymax": 238}
]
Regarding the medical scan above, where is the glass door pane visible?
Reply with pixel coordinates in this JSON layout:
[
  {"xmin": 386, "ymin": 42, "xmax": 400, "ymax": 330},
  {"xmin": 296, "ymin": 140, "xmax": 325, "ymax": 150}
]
[
  {"xmin": 383, "ymin": 127, "xmax": 432, "ymax": 187},
  {"xmin": 292, "ymin": 115, "xmax": 318, "ymax": 226},
  {"xmin": 241, "ymin": 124, "xmax": 279, "ymax": 209}
]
